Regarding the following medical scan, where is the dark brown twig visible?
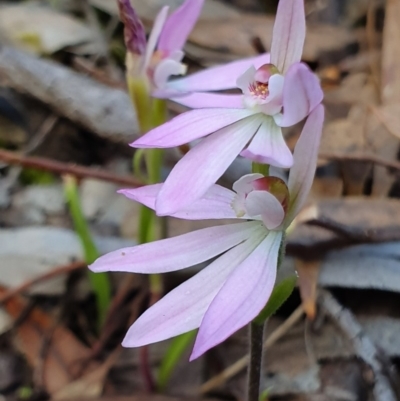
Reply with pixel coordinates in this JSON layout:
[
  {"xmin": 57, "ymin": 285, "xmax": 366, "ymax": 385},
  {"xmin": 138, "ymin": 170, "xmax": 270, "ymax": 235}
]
[
  {"xmin": 320, "ymin": 290, "xmax": 399, "ymax": 401},
  {"xmin": 306, "ymin": 216, "xmax": 400, "ymax": 243},
  {"xmin": 0, "ymin": 149, "xmax": 143, "ymax": 188},
  {"xmin": 319, "ymin": 151, "xmax": 400, "ymax": 173},
  {"xmin": 0, "ymin": 261, "xmax": 87, "ymax": 305}
]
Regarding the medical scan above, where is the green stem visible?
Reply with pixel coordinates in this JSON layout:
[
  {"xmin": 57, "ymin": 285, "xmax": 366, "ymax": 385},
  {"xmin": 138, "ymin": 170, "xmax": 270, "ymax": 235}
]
[
  {"xmin": 63, "ymin": 175, "xmax": 111, "ymax": 329},
  {"xmin": 252, "ymin": 162, "xmax": 270, "ymax": 176}
]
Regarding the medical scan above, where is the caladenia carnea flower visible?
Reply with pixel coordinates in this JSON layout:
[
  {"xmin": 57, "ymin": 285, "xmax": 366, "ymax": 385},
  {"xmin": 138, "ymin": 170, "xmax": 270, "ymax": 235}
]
[
  {"xmin": 131, "ymin": 0, "xmax": 323, "ymax": 216},
  {"xmin": 90, "ymin": 105, "xmax": 324, "ymax": 360}
]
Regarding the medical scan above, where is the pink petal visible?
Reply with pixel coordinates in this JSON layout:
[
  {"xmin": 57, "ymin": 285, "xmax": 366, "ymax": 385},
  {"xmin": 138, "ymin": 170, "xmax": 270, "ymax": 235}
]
[
  {"xmin": 190, "ymin": 231, "xmax": 282, "ymax": 360},
  {"xmin": 156, "ymin": 115, "xmax": 263, "ymax": 215},
  {"xmin": 245, "ymin": 190, "xmax": 285, "ymax": 229},
  {"xmin": 286, "ymin": 104, "xmax": 324, "ymax": 224},
  {"xmin": 165, "ymin": 54, "xmax": 270, "ymax": 93},
  {"xmin": 158, "ymin": 0, "xmax": 204, "ymax": 53},
  {"xmin": 122, "ymin": 237, "xmax": 261, "ymax": 347},
  {"xmin": 171, "ymin": 93, "xmax": 244, "ymax": 109},
  {"xmin": 143, "ymin": 6, "xmax": 169, "ymax": 71},
  {"xmin": 280, "ymin": 63, "xmax": 324, "ymax": 127},
  {"xmin": 131, "ymin": 108, "xmax": 255, "ymax": 148},
  {"xmin": 119, "ymin": 184, "xmax": 238, "ymax": 220},
  {"xmin": 270, "ymin": 0, "xmax": 305, "ymax": 74},
  {"xmin": 241, "ymin": 117, "xmax": 293, "ymax": 168},
  {"xmin": 89, "ymin": 221, "xmax": 262, "ymax": 274}
]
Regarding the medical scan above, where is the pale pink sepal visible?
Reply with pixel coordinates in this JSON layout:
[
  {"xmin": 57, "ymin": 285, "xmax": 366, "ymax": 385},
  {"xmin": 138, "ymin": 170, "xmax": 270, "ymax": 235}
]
[
  {"xmin": 131, "ymin": 108, "xmax": 255, "ymax": 148},
  {"xmin": 156, "ymin": 115, "xmax": 263, "ymax": 216},
  {"xmin": 122, "ymin": 238, "xmax": 260, "ymax": 347},
  {"xmin": 190, "ymin": 231, "xmax": 282, "ymax": 360},
  {"xmin": 158, "ymin": 0, "xmax": 204, "ymax": 53},
  {"xmin": 89, "ymin": 221, "xmax": 261, "ymax": 274},
  {"xmin": 280, "ymin": 63, "xmax": 324, "ymax": 127},
  {"xmin": 143, "ymin": 6, "xmax": 169, "ymax": 71},
  {"xmin": 164, "ymin": 53, "xmax": 270, "ymax": 94},
  {"xmin": 286, "ymin": 104, "xmax": 324, "ymax": 224},
  {"xmin": 171, "ymin": 93, "xmax": 244, "ymax": 109},
  {"xmin": 246, "ymin": 191, "xmax": 285, "ymax": 229},
  {"xmin": 119, "ymin": 184, "xmax": 237, "ymax": 220},
  {"xmin": 240, "ymin": 117, "xmax": 293, "ymax": 168},
  {"xmin": 270, "ymin": 0, "xmax": 305, "ymax": 74}
]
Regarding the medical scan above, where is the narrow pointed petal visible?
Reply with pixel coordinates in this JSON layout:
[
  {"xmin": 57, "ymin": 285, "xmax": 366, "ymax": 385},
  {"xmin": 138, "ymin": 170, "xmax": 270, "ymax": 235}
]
[
  {"xmin": 89, "ymin": 221, "xmax": 262, "ymax": 274},
  {"xmin": 171, "ymin": 93, "xmax": 244, "ymax": 109},
  {"xmin": 286, "ymin": 104, "xmax": 324, "ymax": 224},
  {"xmin": 190, "ymin": 231, "xmax": 282, "ymax": 360},
  {"xmin": 270, "ymin": 0, "xmax": 305, "ymax": 74},
  {"xmin": 158, "ymin": 0, "xmax": 204, "ymax": 53},
  {"xmin": 241, "ymin": 117, "xmax": 293, "ymax": 168},
  {"xmin": 131, "ymin": 108, "xmax": 255, "ymax": 148},
  {"xmin": 143, "ymin": 6, "xmax": 169, "ymax": 71},
  {"xmin": 245, "ymin": 191, "xmax": 285, "ymax": 229},
  {"xmin": 280, "ymin": 63, "xmax": 324, "ymax": 127},
  {"xmin": 119, "ymin": 184, "xmax": 238, "ymax": 220},
  {"xmin": 156, "ymin": 116, "xmax": 263, "ymax": 215},
  {"xmin": 164, "ymin": 54, "xmax": 270, "ymax": 94},
  {"xmin": 122, "ymin": 237, "xmax": 262, "ymax": 347}
]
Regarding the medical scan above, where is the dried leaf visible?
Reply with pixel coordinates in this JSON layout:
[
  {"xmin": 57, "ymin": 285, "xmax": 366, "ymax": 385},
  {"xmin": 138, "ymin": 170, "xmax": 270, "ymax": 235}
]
[
  {"xmin": 191, "ymin": 15, "xmax": 355, "ymax": 61},
  {"xmin": 0, "ymin": 286, "xmax": 99, "ymax": 394},
  {"xmin": 295, "ymin": 260, "xmax": 321, "ymax": 320},
  {"xmin": 0, "ymin": 4, "xmax": 95, "ymax": 54},
  {"xmin": 368, "ymin": 0, "xmax": 400, "ymax": 195}
]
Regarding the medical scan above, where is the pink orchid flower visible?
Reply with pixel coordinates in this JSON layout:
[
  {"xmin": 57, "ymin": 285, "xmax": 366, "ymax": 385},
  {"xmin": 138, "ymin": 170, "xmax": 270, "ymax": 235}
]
[
  {"xmin": 131, "ymin": 0, "xmax": 323, "ymax": 216},
  {"xmin": 90, "ymin": 105, "xmax": 324, "ymax": 360},
  {"xmin": 119, "ymin": 0, "xmax": 269, "ymax": 93}
]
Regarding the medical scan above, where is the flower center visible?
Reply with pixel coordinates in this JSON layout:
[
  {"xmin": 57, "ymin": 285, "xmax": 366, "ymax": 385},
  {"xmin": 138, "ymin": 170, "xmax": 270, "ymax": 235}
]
[{"xmin": 248, "ymin": 82, "xmax": 269, "ymax": 99}]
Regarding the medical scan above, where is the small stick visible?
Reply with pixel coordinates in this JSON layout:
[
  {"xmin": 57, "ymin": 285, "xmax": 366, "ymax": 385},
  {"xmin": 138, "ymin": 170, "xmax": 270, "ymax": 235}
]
[
  {"xmin": 319, "ymin": 151, "xmax": 400, "ymax": 173},
  {"xmin": 0, "ymin": 261, "xmax": 86, "ymax": 305},
  {"xmin": 0, "ymin": 149, "xmax": 143, "ymax": 188},
  {"xmin": 320, "ymin": 290, "xmax": 398, "ymax": 401},
  {"xmin": 200, "ymin": 305, "xmax": 304, "ymax": 394}
]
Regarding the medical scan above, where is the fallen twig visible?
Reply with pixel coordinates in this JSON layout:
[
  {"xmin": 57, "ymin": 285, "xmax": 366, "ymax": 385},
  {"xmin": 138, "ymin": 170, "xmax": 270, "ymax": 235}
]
[
  {"xmin": 306, "ymin": 216, "xmax": 400, "ymax": 243},
  {"xmin": 319, "ymin": 151, "xmax": 400, "ymax": 173},
  {"xmin": 0, "ymin": 149, "xmax": 143, "ymax": 188},
  {"xmin": 320, "ymin": 290, "xmax": 399, "ymax": 401},
  {"xmin": 200, "ymin": 305, "xmax": 304, "ymax": 394},
  {"xmin": 0, "ymin": 46, "xmax": 138, "ymax": 142},
  {"xmin": 0, "ymin": 261, "xmax": 86, "ymax": 305}
]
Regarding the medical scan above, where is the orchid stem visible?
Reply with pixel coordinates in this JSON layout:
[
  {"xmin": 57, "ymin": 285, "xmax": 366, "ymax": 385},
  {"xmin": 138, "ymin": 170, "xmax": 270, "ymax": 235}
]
[
  {"xmin": 247, "ymin": 321, "xmax": 264, "ymax": 401},
  {"xmin": 252, "ymin": 162, "xmax": 270, "ymax": 176},
  {"xmin": 128, "ymin": 75, "xmax": 168, "ymax": 392}
]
